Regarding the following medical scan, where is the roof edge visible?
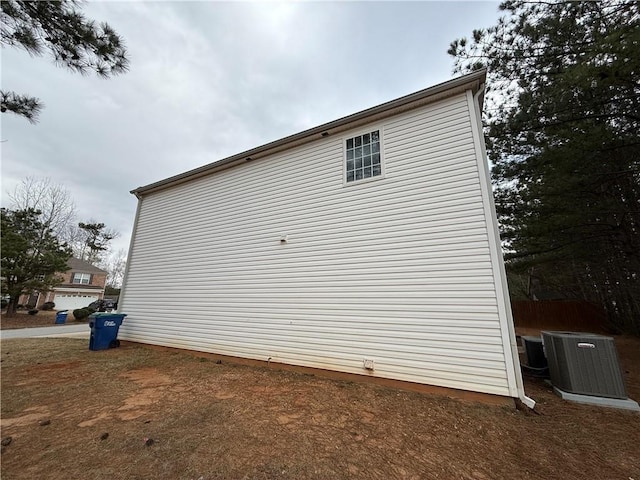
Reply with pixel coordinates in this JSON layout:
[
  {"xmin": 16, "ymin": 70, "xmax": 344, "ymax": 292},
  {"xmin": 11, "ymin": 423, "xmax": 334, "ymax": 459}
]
[
  {"xmin": 132, "ymin": 69, "xmax": 487, "ymax": 197},
  {"xmin": 66, "ymin": 257, "xmax": 108, "ymax": 274}
]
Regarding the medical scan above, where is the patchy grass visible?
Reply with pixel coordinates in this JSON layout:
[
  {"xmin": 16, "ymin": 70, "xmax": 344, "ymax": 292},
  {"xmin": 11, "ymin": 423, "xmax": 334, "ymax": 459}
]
[
  {"xmin": 1, "ymin": 310, "xmax": 88, "ymax": 330},
  {"xmin": 1, "ymin": 336, "xmax": 639, "ymax": 480}
]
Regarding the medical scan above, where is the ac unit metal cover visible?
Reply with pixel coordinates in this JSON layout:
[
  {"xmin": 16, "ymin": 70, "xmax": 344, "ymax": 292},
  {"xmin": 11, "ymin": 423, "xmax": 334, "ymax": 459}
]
[{"xmin": 541, "ymin": 331, "xmax": 627, "ymax": 399}]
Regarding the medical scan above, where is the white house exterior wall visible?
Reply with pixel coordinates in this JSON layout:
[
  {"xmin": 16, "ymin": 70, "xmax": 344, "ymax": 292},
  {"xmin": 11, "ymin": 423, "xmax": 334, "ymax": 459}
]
[{"xmin": 119, "ymin": 92, "xmax": 517, "ymax": 397}]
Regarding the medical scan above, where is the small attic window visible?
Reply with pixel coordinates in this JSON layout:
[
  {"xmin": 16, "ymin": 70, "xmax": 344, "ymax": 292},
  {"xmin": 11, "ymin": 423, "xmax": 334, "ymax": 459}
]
[
  {"xmin": 72, "ymin": 273, "xmax": 91, "ymax": 284},
  {"xmin": 345, "ymin": 129, "xmax": 382, "ymax": 183}
]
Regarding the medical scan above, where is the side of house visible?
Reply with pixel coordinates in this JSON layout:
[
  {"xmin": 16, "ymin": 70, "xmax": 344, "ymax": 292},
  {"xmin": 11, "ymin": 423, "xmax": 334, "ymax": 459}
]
[
  {"xmin": 118, "ymin": 70, "xmax": 530, "ymax": 403},
  {"xmin": 19, "ymin": 257, "xmax": 107, "ymax": 310}
]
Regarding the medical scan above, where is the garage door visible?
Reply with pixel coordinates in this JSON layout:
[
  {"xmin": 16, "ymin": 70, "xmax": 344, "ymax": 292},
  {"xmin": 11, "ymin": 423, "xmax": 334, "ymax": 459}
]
[{"xmin": 54, "ymin": 294, "xmax": 99, "ymax": 310}]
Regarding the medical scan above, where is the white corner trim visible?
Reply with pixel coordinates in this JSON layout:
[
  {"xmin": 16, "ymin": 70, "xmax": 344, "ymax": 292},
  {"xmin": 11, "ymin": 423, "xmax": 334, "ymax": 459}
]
[
  {"xmin": 466, "ymin": 87, "xmax": 536, "ymax": 409},
  {"xmin": 117, "ymin": 196, "xmax": 143, "ymax": 314}
]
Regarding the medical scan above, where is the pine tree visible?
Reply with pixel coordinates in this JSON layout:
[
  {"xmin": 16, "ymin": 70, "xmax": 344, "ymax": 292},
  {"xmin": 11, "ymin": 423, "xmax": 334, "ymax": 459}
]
[
  {"xmin": 449, "ymin": 1, "xmax": 640, "ymax": 333},
  {"xmin": 77, "ymin": 221, "xmax": 118, "ymax": 265},
  {"xmin": 1, "ymin": 0, "xmax": 129, "ymax": 122},
  {"xmin": 1, "ymin": 208, "xmax": 73, "ymax": 317}
]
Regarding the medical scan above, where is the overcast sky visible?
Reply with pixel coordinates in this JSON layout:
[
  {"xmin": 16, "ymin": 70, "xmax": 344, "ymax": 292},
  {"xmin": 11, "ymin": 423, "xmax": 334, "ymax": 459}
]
[{"xmin": 1, "ymin": 1, "xmax": 501, "ymax": 255}]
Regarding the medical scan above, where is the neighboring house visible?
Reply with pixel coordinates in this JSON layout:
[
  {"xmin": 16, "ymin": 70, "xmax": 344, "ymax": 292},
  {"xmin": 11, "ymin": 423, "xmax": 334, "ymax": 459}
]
[
  {"xmin": 119, "ymin": 70, "xmax": 534, "ymax": 407},
  {"xmin": 20, "ymin": 257, "xmax": 107, "ymax": 310}
]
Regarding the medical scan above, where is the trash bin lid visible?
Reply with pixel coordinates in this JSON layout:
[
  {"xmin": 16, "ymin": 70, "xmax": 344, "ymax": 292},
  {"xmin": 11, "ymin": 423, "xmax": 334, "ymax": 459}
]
[{"xmin": 89, "ymin": 312, "xmax": 127, "ymax": 319}]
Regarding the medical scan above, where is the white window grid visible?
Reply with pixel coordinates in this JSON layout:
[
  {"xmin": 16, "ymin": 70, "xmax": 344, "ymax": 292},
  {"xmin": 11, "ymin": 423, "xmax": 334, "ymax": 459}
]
[
  {"xmin": 345, "ymin": 129, "xmax": 382, "ymax": 183},
  {"xmin": 72, "ymin": 273, "xmax": 91, "ymax": 285}
]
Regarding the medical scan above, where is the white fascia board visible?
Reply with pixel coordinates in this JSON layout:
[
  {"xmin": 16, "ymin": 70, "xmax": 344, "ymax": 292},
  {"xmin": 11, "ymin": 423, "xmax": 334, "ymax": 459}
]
[{"xmin": 132, "ymin": 70, "xmax": 487, "ymax": 198}]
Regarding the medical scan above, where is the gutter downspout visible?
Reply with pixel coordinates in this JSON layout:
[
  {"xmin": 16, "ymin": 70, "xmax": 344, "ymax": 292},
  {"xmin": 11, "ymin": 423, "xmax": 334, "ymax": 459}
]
[{"xmin": 471, "ymin": 84, "xmax": 536, "ymax": 410}]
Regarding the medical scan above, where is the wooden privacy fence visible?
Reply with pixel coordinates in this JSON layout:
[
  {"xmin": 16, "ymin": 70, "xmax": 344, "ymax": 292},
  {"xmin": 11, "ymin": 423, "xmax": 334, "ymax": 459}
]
[{"xmin": 511, "ymin": 300, "xmax": 609, "ymax": 333}]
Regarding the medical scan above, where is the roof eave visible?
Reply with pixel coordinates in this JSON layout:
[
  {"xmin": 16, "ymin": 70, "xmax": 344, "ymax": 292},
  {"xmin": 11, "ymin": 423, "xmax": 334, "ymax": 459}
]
[{"xmin": 132, "ymin": 69, "xmax": 487, "ymax": 197}]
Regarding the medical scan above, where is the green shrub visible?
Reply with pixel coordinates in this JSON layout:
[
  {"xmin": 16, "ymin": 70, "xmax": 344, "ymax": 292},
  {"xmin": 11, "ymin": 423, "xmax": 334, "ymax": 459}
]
[
  {"xmin": 73, "ymin": 308, "xmax": 92, "ymax": 320},
  {"xmin": 42, "ymin": 302, "xmax": 55, "ymax": 310},
  {"xmin": 28, "ymin": 309, "xmax": 39, "ymax": 315},
  {"xmin": 85, "ymin": 307, "xmax": 97, "ymax": 314}
]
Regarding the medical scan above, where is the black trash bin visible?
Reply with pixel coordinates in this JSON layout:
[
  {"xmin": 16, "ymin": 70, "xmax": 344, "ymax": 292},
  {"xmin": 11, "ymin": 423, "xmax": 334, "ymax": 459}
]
[{"xmin": 89, "ymin": 313, "xmax": 127, "ymax": 351}]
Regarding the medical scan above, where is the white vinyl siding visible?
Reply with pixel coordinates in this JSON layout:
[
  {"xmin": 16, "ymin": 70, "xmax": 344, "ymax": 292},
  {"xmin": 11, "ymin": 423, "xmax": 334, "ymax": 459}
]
[{"xmin": 119, "ymin": 92, "xmax": 514, "ymax": 397}]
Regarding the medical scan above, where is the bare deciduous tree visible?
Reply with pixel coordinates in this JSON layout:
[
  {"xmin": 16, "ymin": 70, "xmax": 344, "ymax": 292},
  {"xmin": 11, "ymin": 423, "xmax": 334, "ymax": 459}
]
[
  {"xmin": 102, "ymin": 248, "xmax": 127, "ymax": 289},
  {"xmin": 8, "ymin": 176, "xmax": 77, "ymax": 241},
  {"xmin": 7, "ymin": 176, "xmax": 121, "ymax": 266}
]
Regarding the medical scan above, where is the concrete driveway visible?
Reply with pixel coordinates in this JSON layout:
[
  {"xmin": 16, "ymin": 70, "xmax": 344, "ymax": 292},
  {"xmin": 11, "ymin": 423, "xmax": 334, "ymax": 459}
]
[{"xmin": 1, "ymin": 324, "xmax": 90, "ymax": 340}]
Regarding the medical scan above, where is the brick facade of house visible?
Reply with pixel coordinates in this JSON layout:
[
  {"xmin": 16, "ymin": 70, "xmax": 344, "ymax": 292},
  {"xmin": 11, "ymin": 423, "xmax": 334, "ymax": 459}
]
[{"xmin": 19, "ymin": 258, "xmax": 107, "ymax": 309}]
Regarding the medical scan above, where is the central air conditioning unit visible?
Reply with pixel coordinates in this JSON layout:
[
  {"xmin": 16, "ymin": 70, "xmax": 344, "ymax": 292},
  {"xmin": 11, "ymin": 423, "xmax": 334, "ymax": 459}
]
[
  {"xmin": 541, "ymin": 331, "xmax": 628, "ymax": 399},
  {"xmin": 522, "ymin": 336, "xmax": 548, "ymax": 369}
]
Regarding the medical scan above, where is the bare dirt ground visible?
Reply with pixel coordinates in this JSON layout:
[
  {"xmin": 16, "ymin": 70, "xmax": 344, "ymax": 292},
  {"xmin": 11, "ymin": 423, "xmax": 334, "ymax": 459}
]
[
  {"xmin": 1, "ymin": 310, "xmax": 88, "ymax": 330},
  {"xmin": 1, "ymin": 335, "xmax": 639, "ymax": 480}
]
